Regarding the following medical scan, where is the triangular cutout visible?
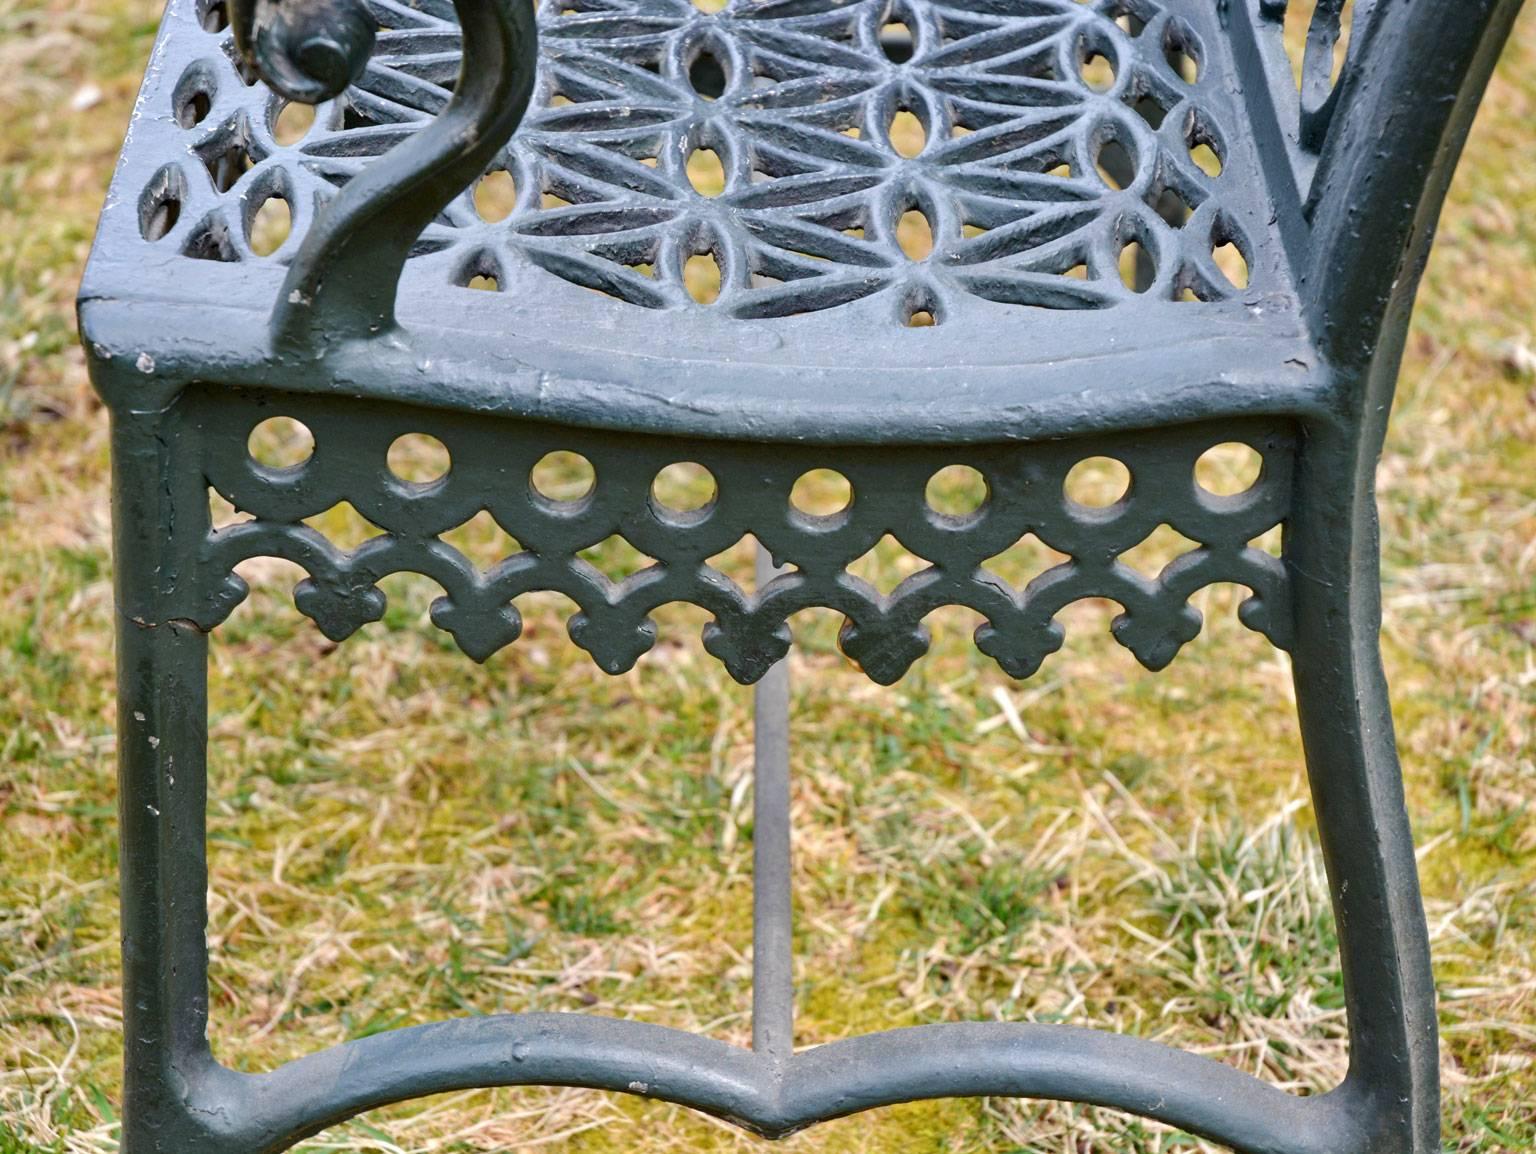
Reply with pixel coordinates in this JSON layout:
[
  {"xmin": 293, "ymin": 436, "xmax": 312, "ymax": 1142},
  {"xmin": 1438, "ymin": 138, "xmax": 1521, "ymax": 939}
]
[
  {"xmin": 577, "ymin": 534, "xmax": 658, "ymax": 584},
  {"xmin": 303, "ymin": 501, "xmax": 386, "ymax": 553},
  {"xmin": 1118, "ymin": 524, "xmax": 1201, "ymax": 579},
  {"xmin": 440, "ymin": 510, "xmax": 523, "ymax": 570},
  {"xmin": 847, "ymin": 534, "xmax": 930, "ymax": 597},
  {"xmin": 981, "ymin": 535, "xmax": 1072, "ymax": 593},
  {"xmin": 209, "ymin": 488, "xmax": 253, "ymax": 530},
  {"xmin": 707, "ymin": 535, "xmax": 781, "ymax": 596},
  {"xmin": 1249, "ymin": 527, "xmax": 1283, "ymax": 558},
  {"xmin": 183, "ymin": 214, "xmax": 240, "ymax": 263}
]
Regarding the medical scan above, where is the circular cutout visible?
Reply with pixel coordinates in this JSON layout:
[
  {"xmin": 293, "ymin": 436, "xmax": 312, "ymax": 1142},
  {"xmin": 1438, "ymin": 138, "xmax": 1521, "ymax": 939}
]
[
  {"xmin": 687, "ymin": 148, "xmax": 726, "ymax": 197},
  {"xmin": 1165, "ymin": 30, "xmax": 1200, "ymax": 83},
  {"xmin": 889, "ymin": 108, "xmax": 926, "ymax": 158},
  {"xmin": 685, "ymin": 252, "xmax": 722, "ymax": 304},
  {"xmin": 474, "ymin": 169, "xmax": 517, "ymax": 222},
  {"xmin": 791, "ymin": 468, "xmax": 852, "ymax": 517},
  {"xmin": 880, "ymin": 20, "xmax": 914, "ymax": 63},
  {"xmin": 531, "ymin": 451, "xmax": 596, "ymax": 503},
  {"xmin": 1189, "ymin": 141, "xmax": 1223, "ymax": 177},
  {"xmin": 1195, "ymin": 442, "xmax": 1263, "ymax": 496},
  {"xmin": 926, "ymin": 465, "xmax": 988, "ymax": 517},
  {"xmin": 1115, "ymin": 9, "xmax": 1147, "ymax": 36},
  {"xmin": 1079, "ymin": 51, "xmax": 1116, "ymax": 92},
  {"xmin": 1118, "ymin": 239, "xmax": 1153, "ymax": 292},
  {"xmin": 897, "ymin": 208, "xmax": 934, "ymax": 261},
  {"xmin": 173, "ymin": 62, "xmax": 220, "ymax": 131},
  {"xmin": 249, "ymin": 195, "xmax": 291, "ymax": 257},
  {"xmin": 1212, "ymin": 237, "xmax": 1250, "ymax": 289},
  {"xmin": 139, "ymin": 166, "xmax": 187, "ymax": 242},
  {"xmin": 199, "ymin": 0, "xmax": 229, "ymax": 32},
  {"xmin": 248, "ymin": 416, "xmax": 314, "ymax": 470},
  {"xmin": 652, "ymin": 462, "xmax": 717, "ymax": 512},
  {"xmin": 688, "ymin": 49, "xmax": 728, "ymax": 99},
  {"xmin": 273, "ymin": 101, "xmax": 315, "ymax": 145},
  {"xmin": 1064, "ymin": 456, "xmax": 1131, "ymax": 508},
  {"xmin": 388, "ymin": 433, "xmax": 451, "ymax": 486},
  {"xmin": 1095, "ymin": 137, "xmax": 1136, "ymax": 191},
  {"xmin": 175, "ymin": 86, "xmax": 213, "ymax": 129}
]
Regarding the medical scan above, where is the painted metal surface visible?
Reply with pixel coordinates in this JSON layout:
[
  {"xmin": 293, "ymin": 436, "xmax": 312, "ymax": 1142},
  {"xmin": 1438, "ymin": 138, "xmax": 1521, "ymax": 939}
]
[
  {"xmin": 81, "ymin": 0, "xmax": 1526, "ymax": 1151},
  {"xmin": 166, "ymin": 386, "xmax": 1293, "ymax": 682}
]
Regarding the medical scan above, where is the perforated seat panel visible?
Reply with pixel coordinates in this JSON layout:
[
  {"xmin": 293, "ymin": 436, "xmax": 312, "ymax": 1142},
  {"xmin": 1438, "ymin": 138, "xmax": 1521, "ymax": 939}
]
[{"xmin": 82, "ymin": 0, "xmax": 1324, "ymax": 443}]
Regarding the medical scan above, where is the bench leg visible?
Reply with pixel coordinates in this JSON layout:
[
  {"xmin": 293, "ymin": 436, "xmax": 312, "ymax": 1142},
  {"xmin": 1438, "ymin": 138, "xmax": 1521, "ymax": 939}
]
[
  {"xmin": 752, "ymin": 543, "xmax": 794, "ymax": 1068},
  {"xmin": 112, "ymin": 407, "xmax": 230, "ymax": 1154},
  {"xmin": 105, "ymin": 404, "xmax": 1438, "ymax": 1154},
  {"xmin": 1289, "ymin": 436, "xmax": 1440, "ymax": 1154}
]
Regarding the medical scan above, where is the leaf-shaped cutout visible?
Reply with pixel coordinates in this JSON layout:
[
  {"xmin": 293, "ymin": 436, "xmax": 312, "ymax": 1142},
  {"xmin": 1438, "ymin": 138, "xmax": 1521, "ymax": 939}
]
[
  {"xmin": 897, "ymin": 208, "xmax": 933, "ymax": 261},
  {"xmin": 686, "ymin": 252, "xmax": 722, "ymax": 303},
  {"xmin": 687, "ymin": 147, "xmax": 726, "ymax": 197},
  {"xmin": 889, "ymin": 108, "xmax": 926, "ymax": 158},
  {"xmin": 880, "ymin": 21, "xmax": 914, "ymax": 63},
  {"xmin": 474, "ymin": 169, "xmax": 517, "ymax": 221},
  {"xmin": 689, "ymin": 48, "xmax": 728, "ymax": 99}
]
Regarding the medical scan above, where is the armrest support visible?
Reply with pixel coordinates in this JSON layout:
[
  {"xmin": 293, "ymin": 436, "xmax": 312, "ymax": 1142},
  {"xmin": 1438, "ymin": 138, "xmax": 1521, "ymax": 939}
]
[
  {"xmin": 1303, "ymin": 0, "xmax": 1523, "ymax": 375},
  {"xmin": 227, "ymin": 0, "xmax": 538, "ymax": 351}
]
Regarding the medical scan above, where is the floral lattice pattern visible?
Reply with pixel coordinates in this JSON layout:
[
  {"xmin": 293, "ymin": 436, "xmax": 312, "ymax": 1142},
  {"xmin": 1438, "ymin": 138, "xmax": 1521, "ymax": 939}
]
[
  {"xmin": 174, "ymin": 388, "xmax": 1294, "ymax": 685},
  {"xmin": 148, "ymin": 0, "xmax": 1259, "ymax": 322}
]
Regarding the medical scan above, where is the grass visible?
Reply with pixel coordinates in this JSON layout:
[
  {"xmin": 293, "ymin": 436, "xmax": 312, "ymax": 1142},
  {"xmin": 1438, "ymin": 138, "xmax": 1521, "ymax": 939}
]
[{"xmin": 3, "ymin": 3, "xmax": 1536, "ymax": 1152}]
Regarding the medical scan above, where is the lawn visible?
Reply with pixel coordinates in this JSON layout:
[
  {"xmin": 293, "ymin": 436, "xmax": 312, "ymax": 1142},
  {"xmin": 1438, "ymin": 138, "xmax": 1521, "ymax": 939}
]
[{"xmin": 2, "ymin": 2, "xmax": 1534, "ymax": 1152}]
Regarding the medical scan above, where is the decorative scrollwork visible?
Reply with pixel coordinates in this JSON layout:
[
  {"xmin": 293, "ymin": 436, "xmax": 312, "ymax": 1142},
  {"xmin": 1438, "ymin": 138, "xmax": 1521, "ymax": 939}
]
[
  {"xmin": 219, "ymin": 0, "xmax": 539, "ymax": 346},
  {"xmin": 177, "ymin": 388, "xmax": 1295, "ymax": 685}
]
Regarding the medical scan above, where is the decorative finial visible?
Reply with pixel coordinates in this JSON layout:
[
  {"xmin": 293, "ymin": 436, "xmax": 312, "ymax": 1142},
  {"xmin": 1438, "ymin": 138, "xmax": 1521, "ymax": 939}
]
[{"xmin": 230, "ymin": 0, "xmax": 377, "ymax": 105}]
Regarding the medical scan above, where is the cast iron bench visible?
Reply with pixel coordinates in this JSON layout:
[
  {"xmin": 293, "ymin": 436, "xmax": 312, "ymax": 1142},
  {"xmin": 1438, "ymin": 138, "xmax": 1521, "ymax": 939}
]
[{"xmin": 79, "ymin": 0, "xmax": 1524, "ymax": 1151}]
